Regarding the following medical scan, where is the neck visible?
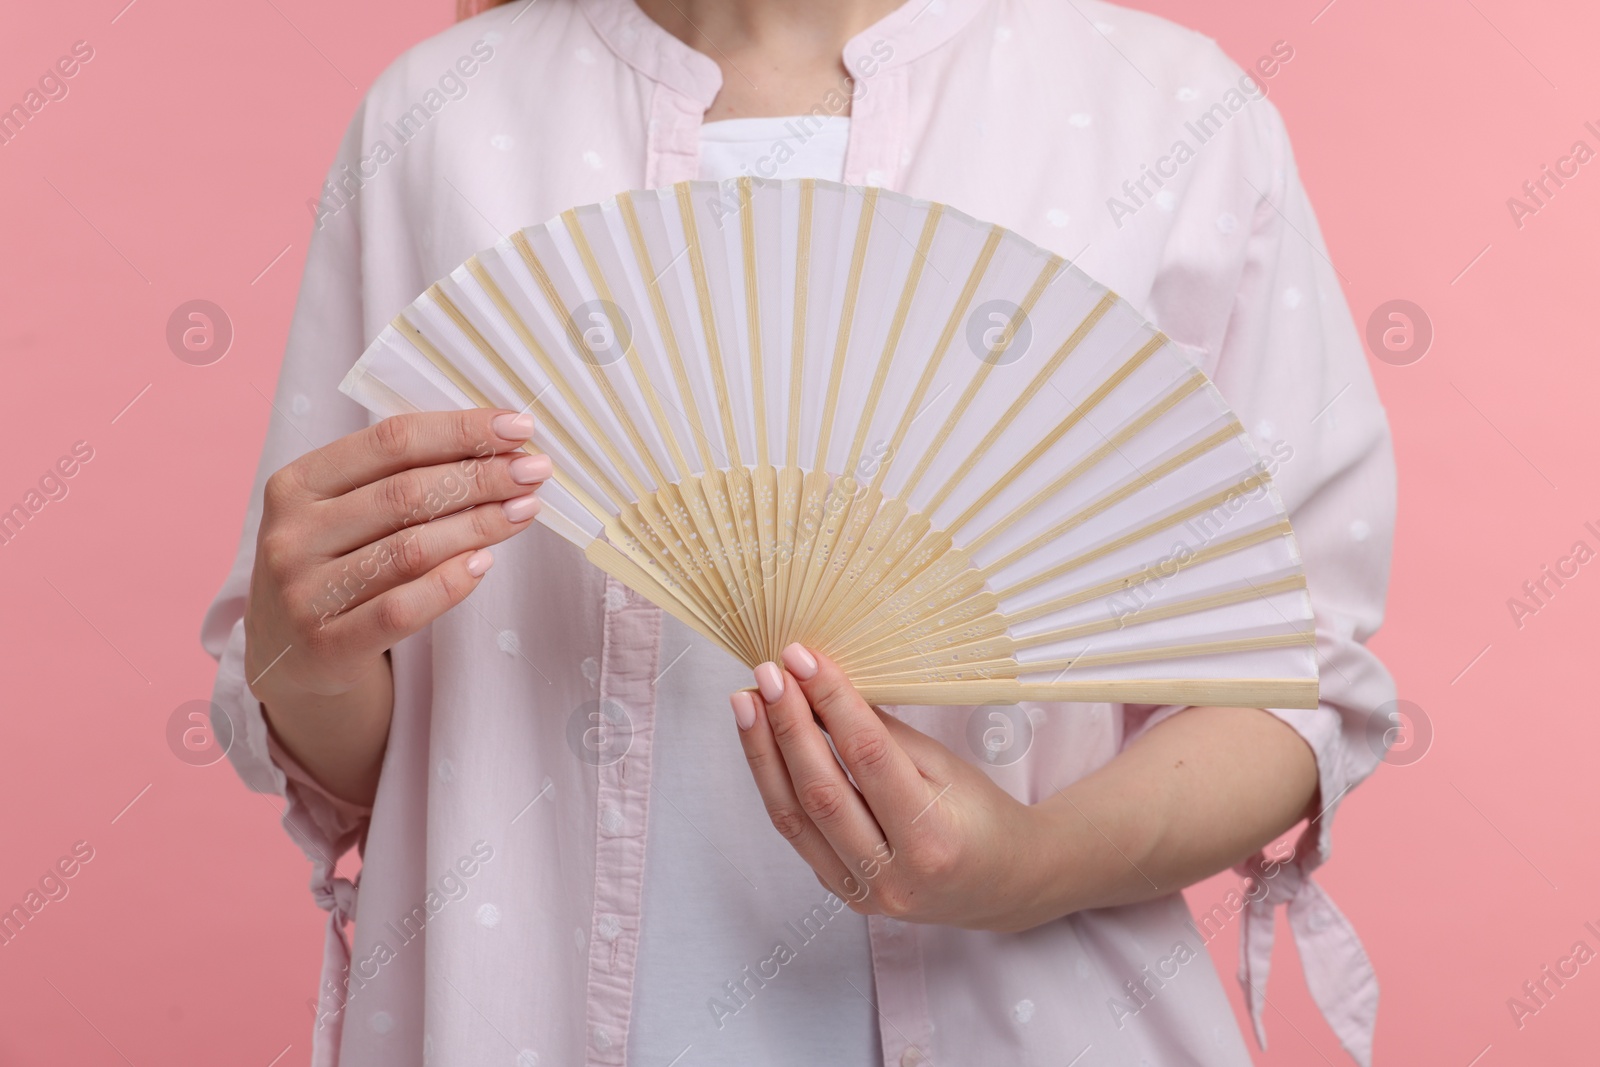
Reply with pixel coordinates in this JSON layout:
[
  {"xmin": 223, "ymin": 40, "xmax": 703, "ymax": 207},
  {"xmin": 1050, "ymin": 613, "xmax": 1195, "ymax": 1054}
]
[
  {"xmin": 635, "ymin": 0, "xmax": 902, "ymax": 53},
  {"xmin": 634, "ymin": 0, "xmax": 904, "ymax": 120}
]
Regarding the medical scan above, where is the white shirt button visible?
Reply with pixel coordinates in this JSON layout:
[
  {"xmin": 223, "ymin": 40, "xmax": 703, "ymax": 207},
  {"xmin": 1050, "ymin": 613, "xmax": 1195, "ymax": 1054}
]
[{"xmin": 900, "ymin": 1048, "xmax": 925, "ymax": 1067}]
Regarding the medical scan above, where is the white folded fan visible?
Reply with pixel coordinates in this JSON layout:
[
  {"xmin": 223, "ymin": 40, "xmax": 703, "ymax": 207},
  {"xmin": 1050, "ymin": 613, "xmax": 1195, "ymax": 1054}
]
[{"xmin": 340, "ymin": 178, "xmax": 1318, "ymax": 709}]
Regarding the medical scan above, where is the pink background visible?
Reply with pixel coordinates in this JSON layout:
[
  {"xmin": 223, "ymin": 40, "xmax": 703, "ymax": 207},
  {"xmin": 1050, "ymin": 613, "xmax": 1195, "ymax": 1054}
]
[{"xmin": 0, "ymin": 0, "xmax": 1594, "ymax": 1063}]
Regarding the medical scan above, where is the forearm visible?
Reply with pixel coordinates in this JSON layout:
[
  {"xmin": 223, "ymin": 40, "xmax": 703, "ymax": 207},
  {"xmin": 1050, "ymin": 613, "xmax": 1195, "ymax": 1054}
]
[
  {"xmin": 1026, "ymin": 705, "xmax": 1318, "ymax": 921},
  {"xmin": 252, "ymin": 656, "xmax": 394, "ymax": 809}
]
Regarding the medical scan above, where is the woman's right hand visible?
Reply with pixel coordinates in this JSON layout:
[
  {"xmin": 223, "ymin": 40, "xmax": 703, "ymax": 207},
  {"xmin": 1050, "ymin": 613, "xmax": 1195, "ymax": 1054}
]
[{"xmin": 241, "ymin": 408, "xmax": 551, "ymax": 803}]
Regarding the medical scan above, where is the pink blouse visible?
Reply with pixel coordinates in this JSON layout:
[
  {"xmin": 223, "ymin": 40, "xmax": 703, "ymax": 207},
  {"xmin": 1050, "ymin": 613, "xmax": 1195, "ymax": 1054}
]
[{"xmin": 200, "ymin": 1, "xmax": 1397, "ymax": 1065}]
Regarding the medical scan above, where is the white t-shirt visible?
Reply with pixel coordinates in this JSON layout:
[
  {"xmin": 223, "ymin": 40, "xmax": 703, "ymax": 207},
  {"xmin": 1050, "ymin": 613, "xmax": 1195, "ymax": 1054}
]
[
  {"xmin": 696, "ymin": 114, "xmax": 851, "ymax": 184},
  {"xmin": 625, "ymin": 114, "xmax": 879, "ymax": 1067}
]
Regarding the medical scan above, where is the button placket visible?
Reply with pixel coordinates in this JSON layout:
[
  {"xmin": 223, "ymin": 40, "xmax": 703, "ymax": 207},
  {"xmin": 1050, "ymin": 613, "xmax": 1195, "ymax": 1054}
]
[
  {"xmin": 866, "ymin": 913, "xmax": 935, "ymax": 1067},
  {"xmin": 646, "ymin": 84, "xmax": 704, "ymax": 188},
  {"xmin": 581, "ymin": 576, "xmax": 664, "ymax": 1066}
]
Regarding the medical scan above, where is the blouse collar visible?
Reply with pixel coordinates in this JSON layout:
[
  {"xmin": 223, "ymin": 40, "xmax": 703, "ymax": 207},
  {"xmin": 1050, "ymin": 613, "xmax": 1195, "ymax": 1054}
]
[{"xmin": 577, "ymin": 0, "xmax": 990, "ymax": 108}]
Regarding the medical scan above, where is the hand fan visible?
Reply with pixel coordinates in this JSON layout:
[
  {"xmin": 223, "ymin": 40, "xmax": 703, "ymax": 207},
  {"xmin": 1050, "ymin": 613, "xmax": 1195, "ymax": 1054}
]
[{"xmin": 339, "ymin": 178, "xmax": 1318, "ymax": 709}]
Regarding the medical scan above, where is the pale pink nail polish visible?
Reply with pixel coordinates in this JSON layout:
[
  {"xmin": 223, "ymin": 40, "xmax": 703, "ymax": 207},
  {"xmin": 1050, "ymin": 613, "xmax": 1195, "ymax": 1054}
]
[
  {"xmin": 510, "ymin": 453, "xmax": 553, "ymax": 484},
  {"xmin": 781, "ymin": 643, "xmax": 818, "ymax": 680},
  {"xmin": 502, "ymin": 494, "xmax": 541, "ymax": 522},
  {"xmin": 492, "ymin": 412, "xmax": 535, "ymax": 440},
  {"xmin": 730, "ymin": 690, "xmax": 757, "ymax": 731},
  {"xmin": 466, "ymin": 549, "xmax": 494, "ymax": 577},
  {"xmin": 754, "ymin": 662, "xmax": 785, "ymax": 703}
]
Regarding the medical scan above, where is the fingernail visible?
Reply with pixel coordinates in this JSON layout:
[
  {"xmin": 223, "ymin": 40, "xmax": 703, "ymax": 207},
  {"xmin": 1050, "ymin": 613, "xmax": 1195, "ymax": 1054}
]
[
  {"xmin": 466, "ymin": 549, "xmax": 494, "ymax": 577},
  {"xmin": 492, "ymin": 412, "xmax": 535, "ymax": 440},
  {"xmin": 509, "ymin": 453, "xmax": 553, "ymax": 484},
  {"xmin": 730, "ymin": 690, "xmax": 757, "ymax": 731},
  {"xmin": 754, "ymin": 662, "xmax": 785, "ymax": 703},
  {"xmin": 502, "ymin": 494, "xmax": 541, "ymax": 522},
  {"xmin": 781, "ymin": 643, "xmax": 818, "ymax": 680}
]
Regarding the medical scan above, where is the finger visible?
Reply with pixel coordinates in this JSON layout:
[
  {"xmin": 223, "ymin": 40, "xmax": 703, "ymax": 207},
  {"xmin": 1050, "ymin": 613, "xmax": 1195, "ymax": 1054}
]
[
  {"xmin": 731, "ymin": 690, "xmax": 859, "ymax": 899},
  {"xmin": 318, "ymin": 448, "xmax": 553, "ymax": 554},
  {"xmin": 309, "ymin": 492, "xmax": 541, "ymax": 615},
  {"xmin": 287, "ymin": 409, "xmax": 535, "ymax": 499},
  {"xmin": 773, "ymin": 644, "xmax": 933, "ymax": 842},
  {"xmin": 753, "ymin": 658, "xmax": 889, "ymax": 875},
  {"xmin": 315, "ymin": 547, "xmax": 495, "ymax": 661}
]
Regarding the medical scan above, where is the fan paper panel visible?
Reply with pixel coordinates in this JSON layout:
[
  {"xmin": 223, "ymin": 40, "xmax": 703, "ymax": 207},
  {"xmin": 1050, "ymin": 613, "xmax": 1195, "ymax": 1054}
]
[{"xmin": 340, "ymin": 178, "xmax": 1319, "ymax": 709}]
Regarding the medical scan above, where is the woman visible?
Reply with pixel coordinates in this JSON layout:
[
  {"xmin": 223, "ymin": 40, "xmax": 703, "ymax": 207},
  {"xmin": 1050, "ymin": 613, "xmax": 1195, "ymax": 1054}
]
[{"xmin": 202, "ymin": 0, "xmax": 1397, "ymax": 1064}]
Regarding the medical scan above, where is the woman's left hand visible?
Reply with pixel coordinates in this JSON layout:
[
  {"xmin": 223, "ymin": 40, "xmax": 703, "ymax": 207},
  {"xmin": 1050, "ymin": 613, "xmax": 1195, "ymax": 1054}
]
[{"xmin": 731, "ymin": 643, "xmax": 1059, "ymax": 933}]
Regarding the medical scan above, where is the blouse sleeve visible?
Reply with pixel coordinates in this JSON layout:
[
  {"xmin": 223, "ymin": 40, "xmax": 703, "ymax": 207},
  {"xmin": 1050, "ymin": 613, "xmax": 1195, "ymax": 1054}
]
[
  {"xmin": 1123, "ymin": 95, "xmax": 1396, "ymax": 1066},
  {"xmin": 198, "ymin": 101, "xmax": 378, "ymax": 876}
]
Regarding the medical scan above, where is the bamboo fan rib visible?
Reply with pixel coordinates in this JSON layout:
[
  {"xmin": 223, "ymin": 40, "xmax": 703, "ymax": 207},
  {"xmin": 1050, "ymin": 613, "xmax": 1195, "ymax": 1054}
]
[{"xmin": 340, "ymin": 178, "xmax": 1320, "ymax": 709}]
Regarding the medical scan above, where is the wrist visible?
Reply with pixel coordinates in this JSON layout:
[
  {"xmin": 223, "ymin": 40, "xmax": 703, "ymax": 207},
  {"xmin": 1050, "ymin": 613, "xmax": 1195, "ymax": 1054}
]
[
  {"xmin": 243, "ymin": 623, "xmax": 379, "ymax": 707},
  {"xmin": 1021, "ymin": 793, "xmax": 1097, "ymax": 924},
  {"xmin": 252, "ymin": 655, "xmax": 389, "ymax": 726},
  {"xmin": 1022, "ymin": 780, "xmax": 1166, "ymax": 924},
  {"xmin": 976, "ymin": 795, "xmax": 1096, "ymax": 933}
]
